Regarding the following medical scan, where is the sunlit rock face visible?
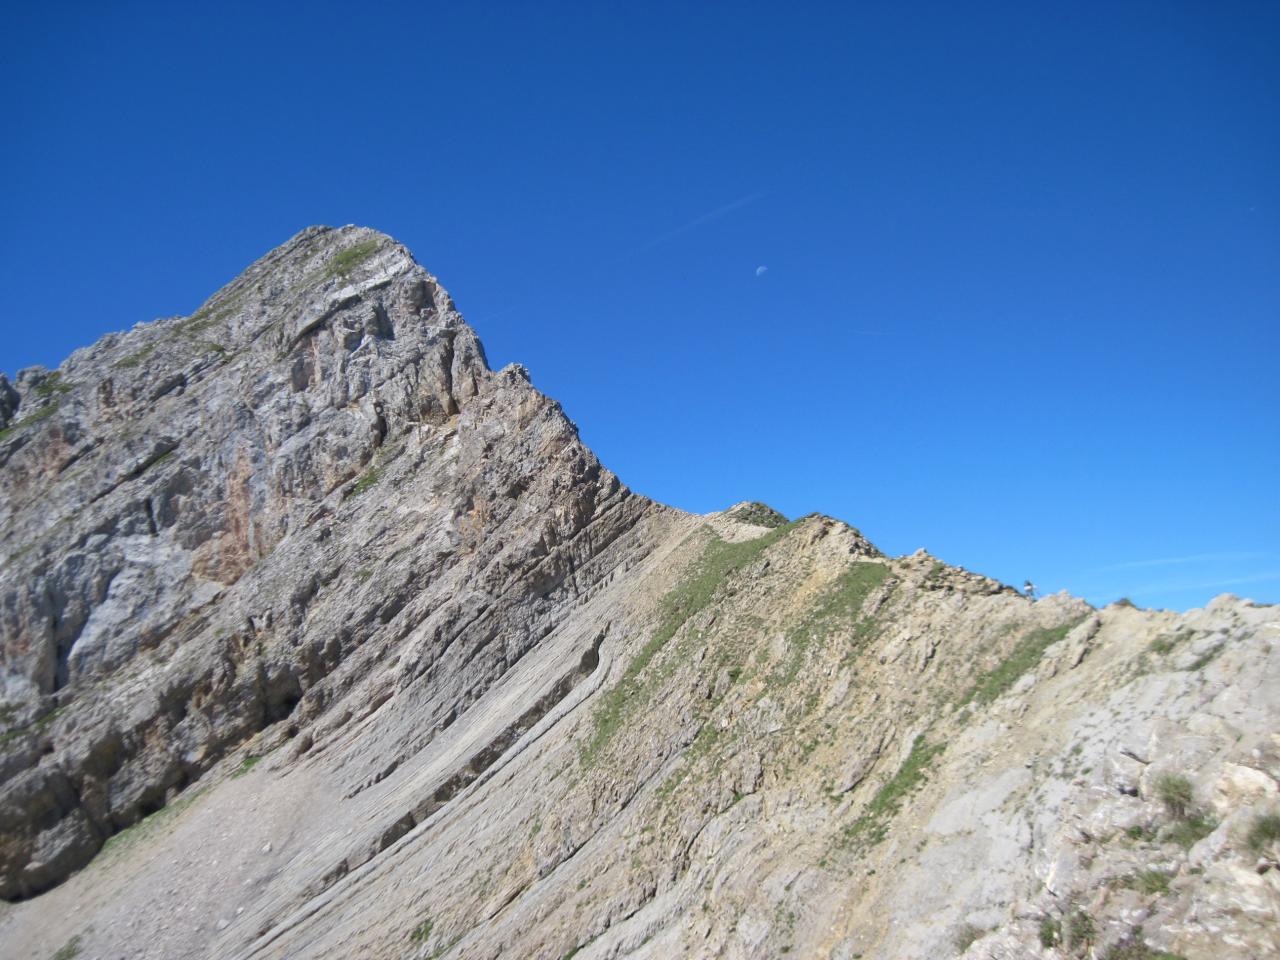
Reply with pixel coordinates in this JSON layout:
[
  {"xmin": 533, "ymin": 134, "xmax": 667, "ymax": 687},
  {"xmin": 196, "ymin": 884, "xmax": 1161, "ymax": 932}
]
[{"xmin": 0, "ymin": 229, "xmax": 1276, "ymax": 960}]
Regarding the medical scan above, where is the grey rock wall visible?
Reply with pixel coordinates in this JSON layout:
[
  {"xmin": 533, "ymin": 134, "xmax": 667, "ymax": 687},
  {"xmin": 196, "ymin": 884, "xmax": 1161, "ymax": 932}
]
[{"xmin": 0, "ymin": 226, "xmax": 662, "ymax": 900}]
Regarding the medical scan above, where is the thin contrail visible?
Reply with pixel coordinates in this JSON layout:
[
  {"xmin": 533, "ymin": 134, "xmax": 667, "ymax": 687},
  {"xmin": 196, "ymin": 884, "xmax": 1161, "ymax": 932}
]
[
  {"xmin": 1128, "ymin": 570, "xmax": 1280, "ymax": 594},
  {"xmin": 1092, "ymin": 551, "xmax": 1265, "ymax": 573},
  {"xmin": 635, "ymin": 192, "xmax": 766, "ymax": 252}
]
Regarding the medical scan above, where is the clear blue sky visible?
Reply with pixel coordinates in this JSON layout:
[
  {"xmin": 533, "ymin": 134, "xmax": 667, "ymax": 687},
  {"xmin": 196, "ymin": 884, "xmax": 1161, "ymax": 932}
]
[{"xmin": 2, "ymin": 2, "xmax": 1277, "ymax": 611}]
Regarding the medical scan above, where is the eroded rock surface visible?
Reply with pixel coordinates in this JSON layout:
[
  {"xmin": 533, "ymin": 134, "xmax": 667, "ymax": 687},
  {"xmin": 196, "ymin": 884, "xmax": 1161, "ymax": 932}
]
[{"xmin": 0, "ymin": 229, "xmax": 1276, "ymax": 960}]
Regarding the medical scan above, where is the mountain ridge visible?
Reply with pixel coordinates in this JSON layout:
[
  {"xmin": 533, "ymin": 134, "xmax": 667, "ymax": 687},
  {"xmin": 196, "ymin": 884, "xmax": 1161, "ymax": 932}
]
[{"xmin": 1, "ymin": 228, "xmax": 1276, "ymax": 960}]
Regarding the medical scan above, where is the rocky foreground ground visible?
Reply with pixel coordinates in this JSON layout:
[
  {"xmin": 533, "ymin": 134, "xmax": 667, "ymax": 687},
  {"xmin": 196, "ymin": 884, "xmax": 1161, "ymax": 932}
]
[{"xmin": 1, "ymin": 227, "xmax": 1276, "ymax": 959}]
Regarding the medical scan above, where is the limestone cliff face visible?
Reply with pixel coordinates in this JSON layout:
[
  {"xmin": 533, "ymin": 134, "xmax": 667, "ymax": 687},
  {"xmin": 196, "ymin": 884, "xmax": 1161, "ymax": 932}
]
[
  {"xmin": 0, "ymin": 226, "xmax": 659, "ymax": 901},
  {"xmin": 0, "ymin": 229, "xmax": 1276, "ymax": 960}
]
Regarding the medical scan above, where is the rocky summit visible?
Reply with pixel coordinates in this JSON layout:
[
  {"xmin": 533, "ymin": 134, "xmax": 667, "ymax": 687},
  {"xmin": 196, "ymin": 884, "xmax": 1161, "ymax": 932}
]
[{"xmin": 0, "ymin": 227, "xmax": 1276, "ymax": 960}]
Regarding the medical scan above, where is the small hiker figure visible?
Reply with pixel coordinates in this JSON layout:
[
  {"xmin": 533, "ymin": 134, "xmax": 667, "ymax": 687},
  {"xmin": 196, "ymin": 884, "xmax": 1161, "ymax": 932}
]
[{"xmin": 1023, "ymin": 579, "xmax": 1038, "ymax": 600}]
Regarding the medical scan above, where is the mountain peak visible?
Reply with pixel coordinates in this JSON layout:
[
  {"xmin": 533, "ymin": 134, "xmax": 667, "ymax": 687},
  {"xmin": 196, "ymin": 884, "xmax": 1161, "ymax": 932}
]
[{"xmin": 1, "ymin": 230, "xmax": 1275, "ymax": 960}]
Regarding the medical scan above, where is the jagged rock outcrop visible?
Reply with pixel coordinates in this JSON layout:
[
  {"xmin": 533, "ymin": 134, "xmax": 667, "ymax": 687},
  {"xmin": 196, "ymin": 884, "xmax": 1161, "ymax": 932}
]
[{"xmin": 0, "ymin": 229, "xmax": 1276, "ymax": 960}]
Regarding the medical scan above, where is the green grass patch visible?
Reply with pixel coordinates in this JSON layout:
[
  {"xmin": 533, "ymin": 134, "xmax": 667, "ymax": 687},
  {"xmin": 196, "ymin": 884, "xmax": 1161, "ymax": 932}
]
[
  {"xmin": 727, "ymin": 502, "xmax": 788, "ymax": 528},
  {"xmin": 812, "ymin": 562, "xmax": 891, "ymax": 627},
  {"xmin": 34, "ymin": 372, "xmax": 72, "ymax": 397},
  {"xmin": 1247, "ymin": 812, "xmax": 1280, "ymax": 854},
  {"xmin": 962, "ymin": 616, "xmax": 1086, "ymax": 706},
  {"xmin": 178, "ymin": 302, "xmax": 234, "ymax": 336},
  {"xmin": 1155, "ymin": 774, "xmax": 1193, "ymax": 819},
  {"xmin": 179, "ymin": 312, "xmax": 219, "ymax": 335},
  {"xmin": 344, "ymin": 442, "xmax": 404, "ymax": 501},
  {"xmin": 327, "ymin": 238, "xmax": 381, "ymax": 279},
  {"xmin": 179, "ymin": 284, "xmax": 251, "ymax": 336},
  {"xmin": 953, "ymin": 923, "xmax": 985, "ymax": 952},
  {"xmin": 1066, "ymin": 908, "xmax": 1096, "ymax": 951},
  {"xmin": 348, "ymin": 465, "xmax": 383, "ymax": 497},
  {"xmin": 1148, "ymin": 629, "xmax": 1189, "ymax": 655},
  {"xmin": 142, "ymin": 449, "xmax": 176, "ymax": 474},
  {"xmin": 656, "ymin": 718, "xmax": 728, "ymax": 800},
  {"xmin": 34, "ymin": 705, "xmax": 67, "ymax": 729},
  {"xmin": 115, "ymin": 343, "xmax": 156, "ymax": 368},
  {"xmin": 1157, "ymin": 773, "xmax": 1192, "ymax": 819},
  {"xmin": 50, "ymin": 934, "xmax": 82, "ymax": 960},
  {"xmin": 778, "ymin": 561, "xmax": 891, "ymax": 683},
  {"xmin": 1163, "ymin": 813, "xmax": 1217, "ymax": 850},
  {"xmin": 1115, "ymin": 869, "xmax": 1171, "ymax": 895},
  {"xmin": 841, "ymin": 734, "xmax": 945, "ymax": 847},
  {"xmin": 429, "ymin": 935, "xmax": 462, "ymax": 959},
  {"xmin": 581, "ymin": 523, "xmax": 795, "ymax": 766},
  {"xmin": 0, "ymin": 401, "xmax": 59, "ymax": 442},
  {"xmin": 1102, "ymin": 938, "xmax": 1187, "ymax": 960},
  {"xmin": 1188, "ymin": 644, "xmax": 1226, "ymax": 672},
  {"xmin": 409, "ymin": 917, "xmax": 434, "ymax": 943},
  {"xmin": 1038, "ymin": 916, "xmax": 1061, "ymax": 948},
  {"xmin": 0, "ymin": 704, "xmax": 73, "ymax": 744},
  {"xmin": 1135, "ymin": 869, "xmax": 1171, "ymax": 895},
  {"xmin": 100, "ymin": 785, "xmax": 209, "ymax": 858},
  {"xmin": 231, "ymin": 754, "xmax": 262, "ymax": 778}
]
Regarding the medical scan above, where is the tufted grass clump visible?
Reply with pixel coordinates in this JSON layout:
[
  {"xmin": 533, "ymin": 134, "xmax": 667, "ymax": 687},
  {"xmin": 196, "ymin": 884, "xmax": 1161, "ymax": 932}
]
[
  {"xmin": 1137, "ymin": 869, "xmax": 1171, "ymax": 895},
  {"xmin": 1246, "ymin": 812, "xmax": 1280, "ymax": 854},
  {"xmin": 1038, "ymin": 916, "xmax": 1061, "ymax": 947},
  {"xmin": 1114, "ymin": 869, "xmax": 1171, "ymax": 895},
  {"xmin": 1149, "ymin": 772, "xmax": 1217, "ymax": 848},
  {"xmin": 1155, "ymin": 774, "xmax": 1194, "ymax": 820},
  {"xmin": 1164, "ymin": 812, "xmax": 1217, "ymax": 850},
  {"xmin": 50, "ymin": 935, "xmax": 82, "ymax": 960},
  {"xmin": 1065, "ymin": 908, "xmax": 1095, "ymax": 952}
]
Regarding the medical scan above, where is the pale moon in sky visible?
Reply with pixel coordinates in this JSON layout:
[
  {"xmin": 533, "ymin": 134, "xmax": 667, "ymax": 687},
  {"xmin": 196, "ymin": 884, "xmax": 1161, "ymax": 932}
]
[{"xmin": 755, "ymin": 265, "xmax": 768, "ymax": 277}]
